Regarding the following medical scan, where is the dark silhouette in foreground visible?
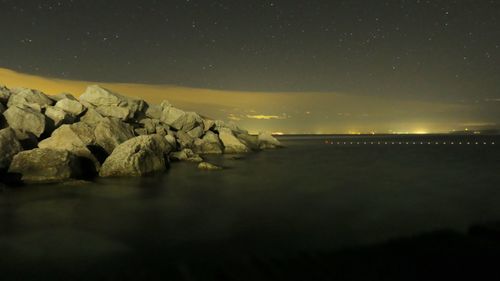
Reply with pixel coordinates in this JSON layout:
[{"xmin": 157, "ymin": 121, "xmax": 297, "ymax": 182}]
[{"xmin": 2, "ymin": 222, "xmax": 500, "ymax": 281}]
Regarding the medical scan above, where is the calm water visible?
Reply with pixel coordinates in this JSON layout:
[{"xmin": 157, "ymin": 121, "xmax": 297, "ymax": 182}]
[{"xmin": 1, "ymin": 135, "xmax": 500, "ymax": 280}]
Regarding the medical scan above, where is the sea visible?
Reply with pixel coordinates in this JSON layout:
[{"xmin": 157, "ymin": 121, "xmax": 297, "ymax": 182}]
[{"xmin": 1, "ymin": 134, "xmax": 500, "ymax": 280}]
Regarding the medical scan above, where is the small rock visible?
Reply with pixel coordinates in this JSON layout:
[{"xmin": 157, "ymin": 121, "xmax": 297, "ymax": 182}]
[
  {"xmin": 170, "ymin": 148, "xmax": 203, "ymax": 162},
  {"xmin": 198, "ymin": 162, "xmax": 222, "ymax": 171}
]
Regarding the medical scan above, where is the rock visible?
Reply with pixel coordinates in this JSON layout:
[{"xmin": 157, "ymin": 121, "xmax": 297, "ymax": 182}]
[
  {"xmin": 134, "ymin": 128, "xmax": 148, "ymax": 136},
  {"xmin": 182, "ymin": 112, "xmax": 203, "ymax": 132},
  {"xmin": 203, "ymin": 118, "xmax": 215, "ymax": 132},
  {"xmin": 236, "ymin": 133, "xmax": 260, "ymax": 151},
  {"xmin": 139, "ymin": 118, "xmax": 160, "ymax": 134},
  {"xmin": 38, "ymin": 124, "xmax": 101, "ymax": 174},
  {"xmin": 95, "ymin": 118, "xmax": 135, "ymax": 154},
  {"xmin": 193, "ymin": 131, "xmax": 223, "ymax": 154},
  {"xmin": 68, "ymin": 122, "xmax": 98, "ymax": 146},
  {"xmin": 164, "ymin": 134, "xmax": 177, "ymax": 148},
  {"xmin": 80, "ymin": 107, "xmax": 106, "ymax": 126},
  {"xmin": 0, "ymin": 128, "xmax": 23, "ymax": 170},
  {"xmin": 0, "ymin": 102, "xmax": 5, "ymax": 114},
  {"xmin": 198, "ymin": 162, "xmax": 222, "ymax": 171},
  {"xmin": 8, "ymin": 148, "xmax": 83, "ymax": 183},
  {"xmin": 170, "ymin": 148, "xmax": 203, "ymax": 162},
  {"xmin": 218, "ymin": 127, "xmax": 250, "ymax": 153},
  {"xmin": 99, "ymin": 135, "xmax": 173, "ymax": 177},
  {"xmin": 258, "ymin": 132, "xmax": 282, "ymax": 149},
  {"xmin": 55, "ymin": 98, "xmax": 86, "ymax": 116},
  {"xmin": 3, "ymin": 106, "xmax": 47, "ymax": 138},
  {"xmin": 187, "ymin": 126, "xmax": 204, "ymax": 139},
  {"xmin": 10, "ymin": 129, "xmax": 38, "ymax": 150},
  {"xmin": 95, "ymin": 105, "xmax": 132, "ymax": 120},
  {"xmin": 0, "ymin": 85, "xmax": 11, "ymax": 104},
  {"xmin": 79, "ymin": 85, "xmax": 144, "ymax": 120},
  {"xmin": 160, "ymin": 105, "xmax": 186, "ymax": 130},
  {"xmin": 51, "ymin": 92, "xmax": 77, "ymax": 101},
  {"xmin": 176, "ymin": 131, "xmax": 195, "ymax": 149},
  {"xmin": 7, "ymin": 88, "xmax": 54, "ymax": 109},
  {"xmin": 145, "ymin": 103, "xmax": 163, "ymax": 119},
  {"xmin": 44, "ymin": 106, "xmax": 76, "ymax": 128}
]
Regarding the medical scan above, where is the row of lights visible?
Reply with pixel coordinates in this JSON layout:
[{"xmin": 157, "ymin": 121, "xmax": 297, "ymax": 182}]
[{"xmin": 325, "ymin": 141, "xmax": 496, "ymax": 145}]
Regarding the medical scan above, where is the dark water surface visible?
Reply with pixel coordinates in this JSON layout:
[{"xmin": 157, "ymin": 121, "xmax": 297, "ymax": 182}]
[{"xmin": 1, "ymin": 135, "xmax": 500, "ymax": 280}]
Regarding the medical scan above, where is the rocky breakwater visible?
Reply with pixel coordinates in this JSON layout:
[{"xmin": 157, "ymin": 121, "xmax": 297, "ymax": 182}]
[{"xmin": 0, "ymin": 84, "xmax": 282, "ymax": 184}]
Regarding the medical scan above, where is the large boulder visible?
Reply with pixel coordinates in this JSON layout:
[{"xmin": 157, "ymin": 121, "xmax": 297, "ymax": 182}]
[
  {"xmin": 95, "ymin": 118, "xmax": 135, "ymax": 154},
  {"xmin": 55, "ymin": 98, "xmax": 86, "ymax": 116},
  {"xmin": 0, "ymin": 128, "xmax": 23, "ymax": 170},
  {"xmin": 3, "ymin": 106, "xmax": 47, "ymax": 138},
  {"xmin": 8, "ymin": 148, "xmax": 83, "ymax": 183},
  {"xmin": 218, "ymin": 127, "xmax": 250, "ymax": 153},
  {"xmin": 7, "ymin": 88, "xmax": 53, "ymax": 109},
  {"xmin": 99, "ymin": 135, "xmax": 173, "ymax": 177},
  {"xmin": 258, "ymin": 132, "xmax": 282, "ymax": 149},
  {"xmin": 79, "ymin": 85, "xmax": 144, "ymax": 120},
  {"xmin": 44, "ymin": 106, "xmax": 76, "ymax": 128},
  {"xmin": 38, "ymin": 124, "xmax": 101, "ymax": 174},
  {"xmin": 193, "ymin": 131, "xmax": 223, "ymax": 154}
]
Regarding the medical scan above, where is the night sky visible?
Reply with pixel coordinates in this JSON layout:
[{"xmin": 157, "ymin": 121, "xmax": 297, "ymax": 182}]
[{"xmin": 1, "ymin": 0, "xmax": 499, "ymax": 133}]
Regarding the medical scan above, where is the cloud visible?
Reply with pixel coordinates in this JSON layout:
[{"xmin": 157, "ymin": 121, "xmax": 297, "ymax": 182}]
[{"xmin": 246, "ymin": 114, "xmax": 288, "ymax": 120}]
